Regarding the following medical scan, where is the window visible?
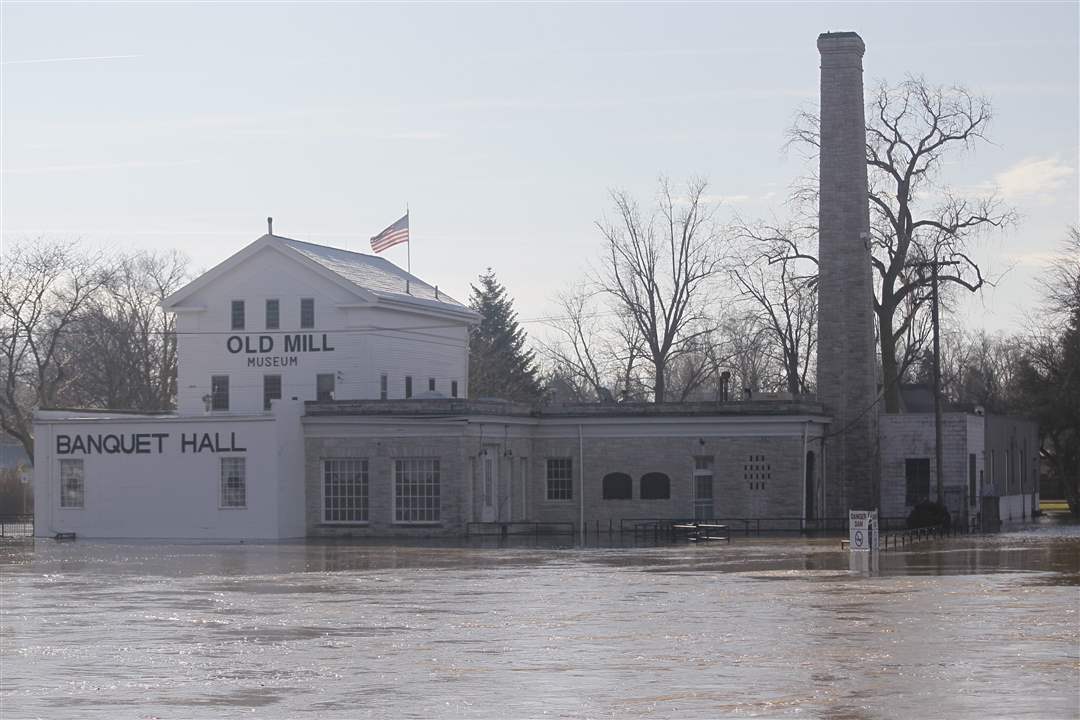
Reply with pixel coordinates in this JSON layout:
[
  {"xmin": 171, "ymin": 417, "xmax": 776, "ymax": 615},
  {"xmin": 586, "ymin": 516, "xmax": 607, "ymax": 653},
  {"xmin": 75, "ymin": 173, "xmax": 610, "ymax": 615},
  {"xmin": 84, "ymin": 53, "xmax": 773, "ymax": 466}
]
[
  {"xmin": 211, "ymin": 375, "xmax": 229, "ymax": 411},
  {"xmin": 380, "ymin": 374, "xmax": 388, "ymax": 400},
  {"xmin": 323, "ymin": 458, "xmax": 368, "ymax": 523},
  {"xmin": 316, "ymin": 373, "xmax": 335, "ymax": 402},
  {"xmin": 405, "ymin": 376, "xmax": 413, "ymax": 398},
  {"xmin": 59, "ymin": 459, "xmax": 84, "ymax": 508},
  {"xmin": 905, "ymin": 458, "xmax": 931, "ymax": 506},
  {"xmin": 1005, "ymin": 450, "xmax": 1012, "ymax": 494},
  {"xmin": 640, "ymin": 472, "xmax": 671, "ymax": 500},
  {"xmin": 231, "ymin": 300, "xmax": 245, "ymax": 330},
  {"xmin": 602, "ymin": 472, "xmax": 632, "ymax": 500},
  {"xmin": 451, "ymin": 380, "xmax": 458, "ymax": 398},
  {"xmin": 220, "ymin": 458, "xmax": 246, "ymax": 508},
  {"xmin": 263, "ymin": 374, "xmax": 281, "ymax": 411},
  {"xmin": 694, "ymin": 456, "xmax": 714, "ymax": 519},
  {"xmin": 969, "ymin": 453, "xmax": 977, "ymax": 503},
  {"xmin": 744, "ymin": 454, "xmax": 770, "ymax": 491},
  {"xmin": 428, "ymin": 377, "xmax": 436, "ymax": 392},
  {"xmin": 394, "ymin": 458, "xmax": 440, "ymax": 523},
  {"xmin": 300, "ymin": 298, "xmax": 315, "ymax": 329},
  {"xmin": 546, "ymin": 458, "xmax": 573, "ymax": 501},
  {"xmin": 265, "ymin": 299, "xmax": 279, "ymax": 330}
]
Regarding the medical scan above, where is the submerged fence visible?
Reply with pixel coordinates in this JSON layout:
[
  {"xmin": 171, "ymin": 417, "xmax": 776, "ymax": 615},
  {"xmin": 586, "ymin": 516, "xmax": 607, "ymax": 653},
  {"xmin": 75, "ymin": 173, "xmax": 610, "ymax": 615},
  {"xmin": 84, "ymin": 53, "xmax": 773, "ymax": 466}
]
[{"xmin": 0, "ymin": 514, "xmax": 33, "ymax": 538}]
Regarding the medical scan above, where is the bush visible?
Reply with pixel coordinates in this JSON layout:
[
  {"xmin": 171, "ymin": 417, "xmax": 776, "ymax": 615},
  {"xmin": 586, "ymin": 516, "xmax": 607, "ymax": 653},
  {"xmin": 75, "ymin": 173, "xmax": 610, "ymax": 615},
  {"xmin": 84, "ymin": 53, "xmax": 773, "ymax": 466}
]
[{"xmin": 907, "ymin": 500, "xmax": 951, "ymax": 530}]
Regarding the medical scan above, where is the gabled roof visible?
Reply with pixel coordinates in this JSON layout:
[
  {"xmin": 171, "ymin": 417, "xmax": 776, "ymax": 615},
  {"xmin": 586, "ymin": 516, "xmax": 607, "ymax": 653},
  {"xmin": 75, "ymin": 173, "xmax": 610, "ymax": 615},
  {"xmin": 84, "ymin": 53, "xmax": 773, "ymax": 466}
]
[{"xmin": 163, "ymin": 234, "xmax": 476, "ymax": 321}]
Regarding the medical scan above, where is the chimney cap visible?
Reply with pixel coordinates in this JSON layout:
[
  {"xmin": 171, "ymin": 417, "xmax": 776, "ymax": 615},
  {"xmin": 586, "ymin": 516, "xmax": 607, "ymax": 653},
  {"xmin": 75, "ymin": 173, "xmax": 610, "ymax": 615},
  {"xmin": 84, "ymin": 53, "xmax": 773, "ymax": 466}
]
[{"xmin": 818, "ymin": 31, "xmax": 864, "ymax": 55}]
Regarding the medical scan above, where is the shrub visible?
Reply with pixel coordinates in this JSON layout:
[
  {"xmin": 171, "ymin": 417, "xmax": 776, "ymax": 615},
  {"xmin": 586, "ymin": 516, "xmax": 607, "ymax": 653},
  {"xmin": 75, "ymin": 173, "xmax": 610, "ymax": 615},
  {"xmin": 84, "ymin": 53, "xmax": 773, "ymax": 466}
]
[{"xmin": 907, "ymin": 500, "xmax": 951, "ymax": 530}]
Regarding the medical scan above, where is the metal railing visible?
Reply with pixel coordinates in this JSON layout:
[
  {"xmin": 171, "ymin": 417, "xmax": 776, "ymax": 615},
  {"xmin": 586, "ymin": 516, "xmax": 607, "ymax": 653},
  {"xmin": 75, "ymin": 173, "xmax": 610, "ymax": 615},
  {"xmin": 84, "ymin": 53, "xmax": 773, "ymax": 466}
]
[
  {"xmin": 465, "ymin": 521, "xmax": 575, "ymax": 538},
  {"xmin": 0, "ymin": 514, "xmax": 33, "ymax": 538}
]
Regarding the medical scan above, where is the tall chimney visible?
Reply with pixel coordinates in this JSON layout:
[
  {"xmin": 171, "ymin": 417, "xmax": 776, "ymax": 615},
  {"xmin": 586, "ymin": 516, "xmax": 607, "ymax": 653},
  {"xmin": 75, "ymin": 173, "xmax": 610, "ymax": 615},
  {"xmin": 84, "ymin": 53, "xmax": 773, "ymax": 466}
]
[{"xmin": 816, "ymin": 32, "xmax": 879, "ymax": 515}]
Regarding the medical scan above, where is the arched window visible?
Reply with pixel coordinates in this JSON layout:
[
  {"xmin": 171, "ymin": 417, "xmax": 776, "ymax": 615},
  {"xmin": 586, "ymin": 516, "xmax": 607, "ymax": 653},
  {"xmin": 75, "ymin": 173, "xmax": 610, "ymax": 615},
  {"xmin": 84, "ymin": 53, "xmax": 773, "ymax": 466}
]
[
  {"xmin": 640, "ymin": 472, "xmax": 671, "ymax": 500},
  {"xmin": 602, "ymin": 472, "xmax": 633, "ymax": 500}
]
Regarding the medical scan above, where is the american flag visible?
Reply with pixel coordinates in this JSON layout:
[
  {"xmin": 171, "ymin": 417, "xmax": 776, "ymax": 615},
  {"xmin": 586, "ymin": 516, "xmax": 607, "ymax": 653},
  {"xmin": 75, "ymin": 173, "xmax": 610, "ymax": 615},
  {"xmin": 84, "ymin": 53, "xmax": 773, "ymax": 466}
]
[{"xmin": 370, "ymin": 212, "xmax": 409, "ymax": 253}]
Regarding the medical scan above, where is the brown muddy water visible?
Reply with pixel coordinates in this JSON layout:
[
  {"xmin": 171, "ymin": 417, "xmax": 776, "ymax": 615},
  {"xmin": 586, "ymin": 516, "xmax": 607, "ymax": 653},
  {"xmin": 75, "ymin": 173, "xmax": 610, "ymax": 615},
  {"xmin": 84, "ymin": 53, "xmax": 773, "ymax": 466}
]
[{"xmin": 1, "ymin": 522, "xmax": 1078, "ymax": 719}]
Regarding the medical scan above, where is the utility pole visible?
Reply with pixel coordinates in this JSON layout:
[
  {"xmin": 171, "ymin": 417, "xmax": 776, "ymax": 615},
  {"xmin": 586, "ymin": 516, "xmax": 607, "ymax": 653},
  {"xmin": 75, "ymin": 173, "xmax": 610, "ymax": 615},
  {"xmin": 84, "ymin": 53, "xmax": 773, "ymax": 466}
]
[{"xmin": 912, "ymin": 255, "xmax": 960, "ymax": 507}]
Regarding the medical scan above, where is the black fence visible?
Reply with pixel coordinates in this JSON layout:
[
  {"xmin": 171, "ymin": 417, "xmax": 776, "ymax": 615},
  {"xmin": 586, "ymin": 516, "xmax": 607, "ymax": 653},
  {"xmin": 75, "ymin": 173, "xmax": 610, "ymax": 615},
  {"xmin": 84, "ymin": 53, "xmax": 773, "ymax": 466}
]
[
  {"xmin": 0, "ymin": 514, "xmax": 33, "ymax": 538},
  {"xmin": 616, "ymin": 516, "xmax": 911, "ymax": 536},
  {"xmin": 465, "ymin": 521, "xmax": 575, "ymax": 538}
]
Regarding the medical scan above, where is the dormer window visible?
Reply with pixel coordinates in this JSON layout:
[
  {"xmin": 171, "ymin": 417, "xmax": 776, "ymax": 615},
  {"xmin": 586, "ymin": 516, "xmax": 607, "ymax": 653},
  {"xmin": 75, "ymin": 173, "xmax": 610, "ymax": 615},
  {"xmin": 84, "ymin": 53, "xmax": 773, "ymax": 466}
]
[
  {"xmin": 231, "ymin": 300, "xmax": 245, "ymax": 330},
  {"xmin": 300, "ymin": 298, "xmax": 315, "ymax": 329}
]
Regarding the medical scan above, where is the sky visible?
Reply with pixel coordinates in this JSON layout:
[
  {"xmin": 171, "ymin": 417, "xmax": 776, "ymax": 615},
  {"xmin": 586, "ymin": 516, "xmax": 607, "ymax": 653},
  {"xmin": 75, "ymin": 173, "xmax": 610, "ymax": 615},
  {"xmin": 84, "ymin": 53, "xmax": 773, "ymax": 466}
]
[{"xmin": 2, "ymin": 2, "xmax": 1077, "ymax": 341}]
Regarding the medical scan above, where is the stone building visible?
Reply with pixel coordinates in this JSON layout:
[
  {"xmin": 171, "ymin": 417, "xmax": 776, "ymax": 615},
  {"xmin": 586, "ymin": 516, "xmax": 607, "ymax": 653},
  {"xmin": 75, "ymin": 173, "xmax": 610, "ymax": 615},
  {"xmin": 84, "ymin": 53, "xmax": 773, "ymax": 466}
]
[{"xmin": 31, "ymin": 30, "xmax": 1038, "ymax": 539}]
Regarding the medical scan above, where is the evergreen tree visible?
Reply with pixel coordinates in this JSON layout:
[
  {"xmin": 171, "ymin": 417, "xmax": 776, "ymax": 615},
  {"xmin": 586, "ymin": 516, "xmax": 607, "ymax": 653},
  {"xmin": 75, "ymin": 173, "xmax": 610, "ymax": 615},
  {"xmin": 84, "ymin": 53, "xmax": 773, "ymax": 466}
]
[{"xmin": 468, "ymin": 269, "xmax": 541, "ymax": 402}]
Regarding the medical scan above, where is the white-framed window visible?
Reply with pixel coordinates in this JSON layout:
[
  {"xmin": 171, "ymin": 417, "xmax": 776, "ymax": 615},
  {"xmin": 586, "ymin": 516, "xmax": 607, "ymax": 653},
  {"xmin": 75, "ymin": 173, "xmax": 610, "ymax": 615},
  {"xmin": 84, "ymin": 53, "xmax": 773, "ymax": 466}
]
[
  {"xmin": 220, "ymin": 457, "xmax": 247, "ymax": 508},
  {"xmin": 394, "ymin": 458, "xmax": 440, "ymax": 523},
  {"xmin": 231, "ymin": 300, "xmax": 245, "ymax": 330},
  {"xmin": 265, "ymin": 298, "xmax": 280, "ymax": 330},
  {"xmin": 211, "ymin": 375, "xmax": 229, "ymax": 411},
  {"xmin": 263, "ymin": 374, "xmax": 281, "ymax": 411},
  {"xmin": 300, "ymin": 298, "xmax": 315, "ymax": 329},
  {"xmin": 322, "ymin": 458, "xmax": 368, "ymax": 523},
  {"xmin": 59, "ymin": 459, "xmax": 84, "ymax": 508},
  {"xmin": 546, "ymin": 458, "xmax": 573, "ymax": 501},
  {"xmin": 316, "ymin": 373, "xmax": 335, "ymax": 402}
]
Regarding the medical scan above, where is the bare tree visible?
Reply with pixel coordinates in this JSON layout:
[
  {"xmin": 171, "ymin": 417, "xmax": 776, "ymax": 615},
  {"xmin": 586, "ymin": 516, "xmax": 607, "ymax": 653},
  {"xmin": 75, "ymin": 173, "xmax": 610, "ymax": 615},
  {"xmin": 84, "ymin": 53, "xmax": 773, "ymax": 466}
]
[
  {"xmin": 0, "ymin": 238, "xmax": 109, "ymax": 461},
  {"xmin": 596, "ymin": 178, "xmax": 727, "ymax": 402},
  {"xmin": 540, "ymin": 284, "xmax": 649, "ymax": 402},
  {"xmin": 791, "ymin": 77, "xmax": 1016, "ymax": 411},
  {"xmin": 730, "ymin": 219, "xmax": 818, "ymax": 396},
  {"xmin": 720, "ymin": 311, "xmax": 784, "ymax": 398},
  {"xmin": 62, "ymin": 250, "xmax": 188, "ymax": 412}
]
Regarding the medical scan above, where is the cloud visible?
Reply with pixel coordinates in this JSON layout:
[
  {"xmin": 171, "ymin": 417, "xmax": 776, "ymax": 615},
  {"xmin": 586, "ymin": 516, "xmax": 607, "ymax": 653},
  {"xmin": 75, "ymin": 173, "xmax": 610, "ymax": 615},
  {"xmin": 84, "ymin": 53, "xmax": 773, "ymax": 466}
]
[
  {"xmin": 994, "ymin": 157, "xmax": 1074, "ymax": 200},
  {"xmin": 0, "ymin": 54, "xmax": 141, "ymax": 66},
  {"xmin": 379, "ymin": 131, "xmax": 448, "ymax": 141},
  {"xmin": 2, "ymin": 159, "xmax": 198, "ymax": 175},
  {"xmin": 703, "ymin": 194, "xmax": 753, "ymax": 204}
]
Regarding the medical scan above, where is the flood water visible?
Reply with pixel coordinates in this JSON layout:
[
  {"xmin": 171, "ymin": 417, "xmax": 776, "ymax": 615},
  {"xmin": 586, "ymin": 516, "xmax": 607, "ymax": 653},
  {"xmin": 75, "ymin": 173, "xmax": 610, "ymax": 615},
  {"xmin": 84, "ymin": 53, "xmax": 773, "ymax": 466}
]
[{"xmin": 1, "ymin": 522, "xmax": 1078, "ymax": 719}]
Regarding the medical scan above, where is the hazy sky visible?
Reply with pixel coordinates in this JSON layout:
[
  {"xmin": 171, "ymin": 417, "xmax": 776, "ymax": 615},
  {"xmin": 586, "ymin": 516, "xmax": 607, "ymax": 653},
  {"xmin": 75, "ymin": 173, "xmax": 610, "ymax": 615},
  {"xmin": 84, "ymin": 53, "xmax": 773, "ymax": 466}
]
[{"xmin": 2, "ymin": 2, "xmax": 1077, "ymax": 340}]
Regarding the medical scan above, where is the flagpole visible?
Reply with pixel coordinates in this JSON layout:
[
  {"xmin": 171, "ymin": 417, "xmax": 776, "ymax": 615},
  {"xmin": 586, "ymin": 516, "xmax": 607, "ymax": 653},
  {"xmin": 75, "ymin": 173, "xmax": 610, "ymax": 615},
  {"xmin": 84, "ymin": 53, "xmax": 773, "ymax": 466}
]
[{"xmin": 406, "ymin": 203, "xmax": 411, "ymax": 294}]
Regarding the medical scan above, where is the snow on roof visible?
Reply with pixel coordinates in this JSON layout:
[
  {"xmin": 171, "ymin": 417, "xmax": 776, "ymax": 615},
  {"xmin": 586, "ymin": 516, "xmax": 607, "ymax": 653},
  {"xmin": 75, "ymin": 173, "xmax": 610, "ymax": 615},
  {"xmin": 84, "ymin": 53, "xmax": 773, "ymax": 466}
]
[{"xmin": 278, "ymin": 236, "xmax": 466, "ymax": 308}]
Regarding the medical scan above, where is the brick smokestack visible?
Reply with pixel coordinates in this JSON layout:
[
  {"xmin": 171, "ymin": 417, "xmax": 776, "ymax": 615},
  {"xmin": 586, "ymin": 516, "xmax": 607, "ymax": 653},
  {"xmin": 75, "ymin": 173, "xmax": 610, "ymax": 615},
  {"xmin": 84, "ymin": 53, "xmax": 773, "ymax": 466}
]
[{"xmin": 816, "ymin": 31, "xmax": 879, "ymax": 515}]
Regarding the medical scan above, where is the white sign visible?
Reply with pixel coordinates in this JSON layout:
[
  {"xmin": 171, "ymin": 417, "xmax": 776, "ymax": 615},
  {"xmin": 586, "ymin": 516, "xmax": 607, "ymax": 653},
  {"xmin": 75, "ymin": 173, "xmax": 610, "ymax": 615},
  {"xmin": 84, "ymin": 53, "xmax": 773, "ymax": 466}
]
[{"xmin": 849, "ymin": 509, "xmax": 879, "ymax": 552}]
